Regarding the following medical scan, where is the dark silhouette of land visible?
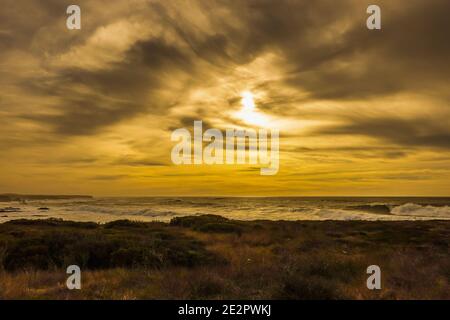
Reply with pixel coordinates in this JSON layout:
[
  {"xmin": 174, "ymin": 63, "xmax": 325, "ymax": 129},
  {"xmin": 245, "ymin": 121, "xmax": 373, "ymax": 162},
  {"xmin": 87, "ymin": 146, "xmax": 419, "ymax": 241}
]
[{"xmin": 0, "ymin": 194, "xmax": 92, "ymax": 201}]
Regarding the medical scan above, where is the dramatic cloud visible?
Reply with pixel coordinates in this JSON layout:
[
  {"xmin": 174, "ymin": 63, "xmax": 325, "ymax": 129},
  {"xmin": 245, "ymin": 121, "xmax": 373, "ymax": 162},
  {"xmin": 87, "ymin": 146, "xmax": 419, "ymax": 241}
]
[
  {"xmin": 0, "ymin": 0, "xmax": 449, "ymax": 195},
  {"xmin": 316, "ymin": 117, "xmax": 450, "ymax": 149}
]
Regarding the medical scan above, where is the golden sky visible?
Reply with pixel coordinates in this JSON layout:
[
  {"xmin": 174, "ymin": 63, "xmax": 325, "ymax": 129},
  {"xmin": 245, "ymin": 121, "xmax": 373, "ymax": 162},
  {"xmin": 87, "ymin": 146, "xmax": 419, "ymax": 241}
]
[{"xmin": 1, "ymin": 0, "xmax": 449, "ymax": 196}]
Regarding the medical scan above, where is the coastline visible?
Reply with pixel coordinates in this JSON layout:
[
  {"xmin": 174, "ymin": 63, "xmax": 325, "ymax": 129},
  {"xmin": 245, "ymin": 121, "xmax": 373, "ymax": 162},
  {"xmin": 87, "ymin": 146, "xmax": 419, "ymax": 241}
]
[{"xmin": 1, "ymin": 196, "xmax": 450, "ymax": 223}]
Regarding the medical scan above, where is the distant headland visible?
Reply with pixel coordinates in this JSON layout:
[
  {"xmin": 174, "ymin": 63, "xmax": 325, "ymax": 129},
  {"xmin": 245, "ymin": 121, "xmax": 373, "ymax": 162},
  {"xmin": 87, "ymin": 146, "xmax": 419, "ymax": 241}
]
[{"xmin": 0, "ymin": 194, "xmax": 93, "ymax": 201}]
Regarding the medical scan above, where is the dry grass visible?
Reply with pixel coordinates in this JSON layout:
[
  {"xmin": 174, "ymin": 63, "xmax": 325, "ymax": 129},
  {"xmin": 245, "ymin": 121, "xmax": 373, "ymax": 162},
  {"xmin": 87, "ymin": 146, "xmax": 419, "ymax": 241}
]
[{"xmin": 0, "ymin": 216, "xmax": 448, "ymax": 299}]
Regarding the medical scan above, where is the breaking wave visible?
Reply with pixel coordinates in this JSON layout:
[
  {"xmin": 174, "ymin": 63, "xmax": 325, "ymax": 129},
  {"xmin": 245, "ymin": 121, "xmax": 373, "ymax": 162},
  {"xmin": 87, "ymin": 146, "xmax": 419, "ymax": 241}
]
[
  {"xmin": 391, "ymin": 203, "xmax": 450, "ymax": 218},
  {"xmin": 66, "ymin": 205, "xmax": 178, "ymax": 217},
  {"xmin": 345, "ymin": 204, "xmax": 391, "ymax": 215},
  {"xmin": 2, "ymin": 197, "xmax": 450, "ymax": 222}
]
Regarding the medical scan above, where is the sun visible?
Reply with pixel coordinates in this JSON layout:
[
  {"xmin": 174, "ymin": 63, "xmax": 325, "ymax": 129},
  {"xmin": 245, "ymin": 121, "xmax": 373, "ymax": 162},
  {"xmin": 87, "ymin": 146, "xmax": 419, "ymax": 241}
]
[
  {"xmin": 241, "ymin": 91, "xmax": 256, "ymax": 112},
  {"xmin": 235, "ymin": 91, "xmax": 269, "ymax": 127}
]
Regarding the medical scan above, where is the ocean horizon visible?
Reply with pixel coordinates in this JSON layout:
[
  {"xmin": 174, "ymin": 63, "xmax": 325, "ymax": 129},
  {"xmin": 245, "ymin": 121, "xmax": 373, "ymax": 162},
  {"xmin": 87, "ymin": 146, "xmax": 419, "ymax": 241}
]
[{"xmin": 1, "ymin": 196, "xmax": 450, "ymax": 223}]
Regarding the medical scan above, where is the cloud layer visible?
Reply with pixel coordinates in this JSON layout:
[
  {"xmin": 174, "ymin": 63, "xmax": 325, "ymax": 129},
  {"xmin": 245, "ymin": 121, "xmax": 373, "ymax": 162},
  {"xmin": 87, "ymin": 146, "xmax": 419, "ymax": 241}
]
[{"xmin": 1, "ymin": 0, "xmax": 449, "ymax": 195}]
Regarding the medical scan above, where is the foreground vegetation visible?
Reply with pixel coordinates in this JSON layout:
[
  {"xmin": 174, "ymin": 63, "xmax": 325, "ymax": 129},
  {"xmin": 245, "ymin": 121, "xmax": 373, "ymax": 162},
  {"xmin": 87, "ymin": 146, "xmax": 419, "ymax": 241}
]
[{"xmin": 0, "ymin": 215, "xmax": 448, "ymax": 299}]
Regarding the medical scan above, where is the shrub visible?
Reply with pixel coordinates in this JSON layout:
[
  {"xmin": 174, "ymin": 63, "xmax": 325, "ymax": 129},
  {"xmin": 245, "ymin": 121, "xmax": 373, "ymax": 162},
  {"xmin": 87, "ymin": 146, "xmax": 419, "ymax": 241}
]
[
  {"xmin": 170, "ymin": 215, "xmax": 229, "ymax": 228},
  {"xmin": 189, "ymin": 274, "xmax": 225, "ymax": 298},
  {"xmin": 275, "ymin": 275, "xmax": 342, "ymax": 300},
  {"xmin": 0, "ymin": 221, "xmax": 222, "ymax": 271},
  {"xmin": 104, "ymin": 220, "xmax": 149, "ymax": 229},
  {"xmin": 196, "ymin": 223, "xmax": 242, "ymax": 234},
  {"xmin": 171, "ymin": 215, "xmax": 243, "ymax": 234}
]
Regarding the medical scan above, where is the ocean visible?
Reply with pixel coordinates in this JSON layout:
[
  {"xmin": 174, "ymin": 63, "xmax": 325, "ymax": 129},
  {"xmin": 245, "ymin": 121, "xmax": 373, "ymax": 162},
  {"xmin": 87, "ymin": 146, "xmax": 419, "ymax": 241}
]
[{"xmin": 1, "ymin": 197, "xmax": 450, "ymax": 223}]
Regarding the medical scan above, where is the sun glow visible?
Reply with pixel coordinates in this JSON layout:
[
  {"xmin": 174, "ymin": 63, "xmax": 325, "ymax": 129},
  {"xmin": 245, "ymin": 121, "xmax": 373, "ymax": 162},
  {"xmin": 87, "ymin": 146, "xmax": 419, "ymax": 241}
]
[
  {"xmin": 235, "ymin": 91, "xmax": 269, "ymax": 127},
  {"xmin": 241, "ymin": 91, "xmax": 256, "ymax": 112}
]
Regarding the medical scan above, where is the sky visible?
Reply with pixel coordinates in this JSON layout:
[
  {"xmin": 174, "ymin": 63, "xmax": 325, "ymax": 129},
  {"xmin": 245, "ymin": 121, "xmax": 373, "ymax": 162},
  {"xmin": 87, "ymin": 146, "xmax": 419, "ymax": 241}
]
[{"xmin": 0, "ymin": 0, "xmax": 449, "ymax": 196}]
